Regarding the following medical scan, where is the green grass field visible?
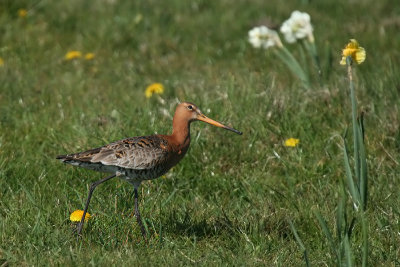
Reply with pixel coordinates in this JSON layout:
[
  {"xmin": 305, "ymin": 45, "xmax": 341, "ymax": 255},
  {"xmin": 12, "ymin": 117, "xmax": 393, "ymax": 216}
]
[{"xmin": 1, "ymin": 0, "xmax": 399, "ymax": 265}]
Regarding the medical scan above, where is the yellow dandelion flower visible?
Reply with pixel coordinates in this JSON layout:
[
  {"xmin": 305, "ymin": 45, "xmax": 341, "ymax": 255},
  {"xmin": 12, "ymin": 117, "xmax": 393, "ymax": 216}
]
[
  {"xmin": 84, "ymin": 53, "xmax": 95, "ymax": 60},
  {"xmin": 145, "ymin": 83, "xmax": 164, "ymax": 98},
  {"xmin": 18, "ymin": 9, "xmax": 28, "ymax": 18},
  {"xmin": 64, "ymin": 51, "xmax": 82, "ymax": 60},
  {"xmin": 340, "ymin": 39, "xmax": 366, "ymax": 65},
  {"xmin": 284, "ymin": 138, "xmax": 300, "ymax": 147},
  {"xmin": 0, "ymin": 57, "xmax": 4, "ymax": 66},
  {"xmin": 70, "ymin": 210, "xmax": 91, "ymax": 222}
]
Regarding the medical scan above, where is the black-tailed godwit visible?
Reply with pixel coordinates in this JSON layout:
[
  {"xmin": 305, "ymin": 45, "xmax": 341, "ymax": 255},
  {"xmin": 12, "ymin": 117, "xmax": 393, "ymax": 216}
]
[{"xmin": 57, "ymin": 102, "xmax": 242, "ymax": 237}]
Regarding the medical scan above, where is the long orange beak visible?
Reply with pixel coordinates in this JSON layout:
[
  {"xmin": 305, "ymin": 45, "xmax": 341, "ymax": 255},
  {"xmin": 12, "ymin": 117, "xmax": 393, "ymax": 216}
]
[{"xmin": 197, "ymin": 114, "xmax": 242, "ymax": 135}]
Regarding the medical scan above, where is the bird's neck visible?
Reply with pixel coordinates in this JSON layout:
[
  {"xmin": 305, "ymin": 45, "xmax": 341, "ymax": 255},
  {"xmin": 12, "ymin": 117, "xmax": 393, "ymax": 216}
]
[{"xmin": 171, "ymin": 118, "xmax": 191, "ymax": 149}]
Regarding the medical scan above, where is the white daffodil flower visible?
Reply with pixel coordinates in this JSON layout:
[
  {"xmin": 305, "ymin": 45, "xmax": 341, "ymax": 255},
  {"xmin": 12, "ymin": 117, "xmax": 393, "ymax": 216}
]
[
  {"xmin": 248, "ymin": 26, "xmax": 282, "ymax": 49},
  {"xmin": 280, "ymin": 11, "xmax": 314, "ymax": 43}
]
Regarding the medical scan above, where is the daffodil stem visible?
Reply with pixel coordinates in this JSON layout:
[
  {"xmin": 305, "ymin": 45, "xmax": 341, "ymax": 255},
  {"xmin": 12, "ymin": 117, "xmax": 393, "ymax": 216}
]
[
  {"xmin": 347, "ymin": 56, "xmax": 360, "ymax": 190},
  {"xmin": 346, "ymin": 55, "xmax": 368, "ymax": 267},
  {"xmin": 275, "ymin": 46, "xmax": 310, "ymax": 89},
  {"xmin": 303, "ymin": 40, "xmax": 322, "ymax": 85}
]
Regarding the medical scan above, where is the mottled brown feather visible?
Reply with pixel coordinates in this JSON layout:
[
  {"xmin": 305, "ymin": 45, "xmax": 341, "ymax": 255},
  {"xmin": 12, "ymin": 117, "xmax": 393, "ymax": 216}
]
[{"xmin": 57, "ymin": 135, "xmax": 171, "ymax": 171}]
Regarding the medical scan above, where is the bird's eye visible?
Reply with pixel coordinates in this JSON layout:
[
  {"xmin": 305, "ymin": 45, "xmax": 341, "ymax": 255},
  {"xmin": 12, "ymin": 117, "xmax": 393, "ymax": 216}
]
[{"xmin": 187, "ymin": 105, "xmax": 193, "ymax": 110}]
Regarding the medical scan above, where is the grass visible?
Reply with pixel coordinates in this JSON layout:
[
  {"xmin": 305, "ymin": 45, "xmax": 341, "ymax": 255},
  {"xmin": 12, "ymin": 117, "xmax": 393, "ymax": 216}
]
[{"xmin": 1, "ymin": 0, "xmax": 399, "ymax": 265}]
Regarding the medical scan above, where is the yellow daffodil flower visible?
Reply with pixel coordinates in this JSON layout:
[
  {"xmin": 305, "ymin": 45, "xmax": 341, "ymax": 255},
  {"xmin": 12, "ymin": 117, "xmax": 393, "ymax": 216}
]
[
  {"xmin": 70, "ymin": 210, "xmax": 91, "ymax": 222},
  {"xmin": 340, "ymin": 39, "xmax": 366, "ymax": 65},
  {"xmin": 284, "ymin": 138, "xmax": 300, "ymax": 147},
  {"xmin": 64, "ymin": 51, "xmax": 82, "ymax": 61},
  {"xmin": 145, "ymin": 83, "xmax": 164, "ymax": 98}
]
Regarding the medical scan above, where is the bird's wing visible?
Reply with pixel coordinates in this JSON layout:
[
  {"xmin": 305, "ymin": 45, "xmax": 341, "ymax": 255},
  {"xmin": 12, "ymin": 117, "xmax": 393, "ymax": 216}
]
[{"xmin": 57, "ymin": 135, "xmax": 170, "ymax": 170}]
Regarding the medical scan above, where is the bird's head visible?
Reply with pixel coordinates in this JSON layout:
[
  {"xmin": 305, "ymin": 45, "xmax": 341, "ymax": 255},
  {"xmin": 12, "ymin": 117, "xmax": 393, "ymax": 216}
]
[{"xmin": 174, "ymin": 102, "xmax": 242, "ymax": 135}]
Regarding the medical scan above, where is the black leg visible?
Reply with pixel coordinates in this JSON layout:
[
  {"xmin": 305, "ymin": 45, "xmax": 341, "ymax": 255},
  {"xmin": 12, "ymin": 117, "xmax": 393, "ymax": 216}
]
[
  {"xmin": 134, "ymin": 188, "xmax": 146, "ymax": 238},
  {"xmin": 76, "ymin": 174, "xmax": 116, "ymax": 236}
]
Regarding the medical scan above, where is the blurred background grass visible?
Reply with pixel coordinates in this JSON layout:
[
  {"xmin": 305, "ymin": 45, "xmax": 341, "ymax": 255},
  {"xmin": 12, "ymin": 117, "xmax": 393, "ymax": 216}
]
[{"xmin": 0, "ymin": 0, "xmax": 399, "ymax": 265}]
